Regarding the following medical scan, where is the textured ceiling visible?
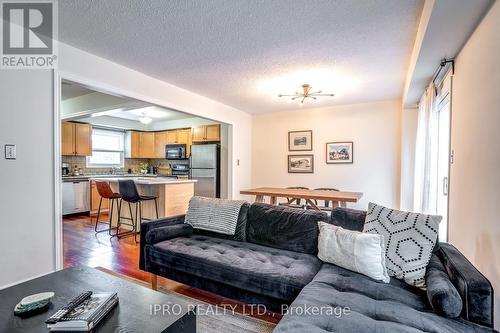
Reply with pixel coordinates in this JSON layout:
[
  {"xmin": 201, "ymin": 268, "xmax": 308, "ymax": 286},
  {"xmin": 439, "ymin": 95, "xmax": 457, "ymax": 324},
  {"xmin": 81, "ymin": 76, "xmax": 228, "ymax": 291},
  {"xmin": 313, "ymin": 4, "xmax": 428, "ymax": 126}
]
[{"xmin": 59, "ymin": 0, "xmax": 423, "ymax": 113}]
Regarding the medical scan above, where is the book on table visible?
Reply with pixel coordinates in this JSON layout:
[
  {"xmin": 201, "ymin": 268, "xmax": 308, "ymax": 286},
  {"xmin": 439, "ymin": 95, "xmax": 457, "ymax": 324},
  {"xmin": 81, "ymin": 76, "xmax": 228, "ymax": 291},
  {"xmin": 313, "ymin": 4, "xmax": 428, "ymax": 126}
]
[{"xmin": 47, "ymin": 292, "xmax": 118, "ymax": 332}]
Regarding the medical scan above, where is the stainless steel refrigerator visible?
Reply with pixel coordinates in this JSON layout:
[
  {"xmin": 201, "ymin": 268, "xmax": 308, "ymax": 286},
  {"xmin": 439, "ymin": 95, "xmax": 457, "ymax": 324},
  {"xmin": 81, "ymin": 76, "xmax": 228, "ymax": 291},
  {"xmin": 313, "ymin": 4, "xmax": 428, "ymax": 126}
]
[{"xmin": 190, "ymin": 144, "xmax": 220, "ymax": 198}]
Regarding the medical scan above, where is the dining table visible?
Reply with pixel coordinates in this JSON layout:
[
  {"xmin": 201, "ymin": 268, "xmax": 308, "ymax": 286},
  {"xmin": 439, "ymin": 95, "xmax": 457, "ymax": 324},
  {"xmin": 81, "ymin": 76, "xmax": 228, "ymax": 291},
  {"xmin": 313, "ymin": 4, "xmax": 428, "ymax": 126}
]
[{"xmin": 240, "ymin": 187, "xmax": 363, "ymax": 210}]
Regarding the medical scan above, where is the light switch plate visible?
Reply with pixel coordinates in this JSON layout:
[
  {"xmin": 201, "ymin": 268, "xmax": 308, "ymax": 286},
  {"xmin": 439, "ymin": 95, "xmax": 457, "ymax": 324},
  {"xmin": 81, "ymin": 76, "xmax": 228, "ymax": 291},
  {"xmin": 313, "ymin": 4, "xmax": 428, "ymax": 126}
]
[{"xmin": 5, "ymin": 144, "xmax": 16, "ymax": 159}]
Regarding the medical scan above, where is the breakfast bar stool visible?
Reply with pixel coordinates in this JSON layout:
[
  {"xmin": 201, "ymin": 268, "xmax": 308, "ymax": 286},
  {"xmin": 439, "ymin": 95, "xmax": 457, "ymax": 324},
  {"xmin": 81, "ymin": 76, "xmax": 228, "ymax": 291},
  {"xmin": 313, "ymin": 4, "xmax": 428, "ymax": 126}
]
[
  {"xmin": 94, "ymin": 181, "xmax": 122, "ymax": 235},
  {"xmin": 117, "ymin": 179, "xmax": 159, "ymax": 243}
]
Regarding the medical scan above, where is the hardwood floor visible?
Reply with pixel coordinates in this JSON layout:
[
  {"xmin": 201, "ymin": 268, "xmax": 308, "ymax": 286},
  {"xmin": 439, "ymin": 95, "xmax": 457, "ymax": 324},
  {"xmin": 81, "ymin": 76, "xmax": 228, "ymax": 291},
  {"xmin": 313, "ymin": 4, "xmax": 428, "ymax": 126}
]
[{"xmin": 63, "ymin": 214, "xmax": 282, "ymax": 324}]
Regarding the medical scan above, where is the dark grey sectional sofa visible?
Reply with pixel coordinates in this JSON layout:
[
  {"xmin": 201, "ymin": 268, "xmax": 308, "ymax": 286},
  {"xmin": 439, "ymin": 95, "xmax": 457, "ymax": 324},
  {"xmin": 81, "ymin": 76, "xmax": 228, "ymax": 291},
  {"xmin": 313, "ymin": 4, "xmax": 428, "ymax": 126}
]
[{"xmin": 139, "ymin": 202, "xmax": 496, "ymax": 332}]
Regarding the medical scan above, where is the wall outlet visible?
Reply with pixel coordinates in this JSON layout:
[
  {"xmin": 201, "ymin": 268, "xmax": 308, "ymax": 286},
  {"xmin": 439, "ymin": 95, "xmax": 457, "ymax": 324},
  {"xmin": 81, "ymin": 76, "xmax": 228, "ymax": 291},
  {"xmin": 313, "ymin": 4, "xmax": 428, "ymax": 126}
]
[{"xmin": 5, "ymin": 144, "xmax": 16, "ymax": 160}]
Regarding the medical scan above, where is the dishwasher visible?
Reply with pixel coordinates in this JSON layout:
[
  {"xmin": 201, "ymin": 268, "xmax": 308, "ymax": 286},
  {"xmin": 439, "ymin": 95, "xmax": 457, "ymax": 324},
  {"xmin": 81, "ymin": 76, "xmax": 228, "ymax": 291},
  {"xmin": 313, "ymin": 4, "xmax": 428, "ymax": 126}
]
[{"xmin": 62, "ymin": 179, "xmax": 90, "ymax": 215}]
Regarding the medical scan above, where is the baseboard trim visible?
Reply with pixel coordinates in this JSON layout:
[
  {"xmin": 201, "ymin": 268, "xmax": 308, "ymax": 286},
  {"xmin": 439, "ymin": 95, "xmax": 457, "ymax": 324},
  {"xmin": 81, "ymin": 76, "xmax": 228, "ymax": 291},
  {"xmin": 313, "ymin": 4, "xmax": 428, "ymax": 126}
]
[{"xmin": 0, "ymin": 269, "xmax": 56, "ymax": 290}]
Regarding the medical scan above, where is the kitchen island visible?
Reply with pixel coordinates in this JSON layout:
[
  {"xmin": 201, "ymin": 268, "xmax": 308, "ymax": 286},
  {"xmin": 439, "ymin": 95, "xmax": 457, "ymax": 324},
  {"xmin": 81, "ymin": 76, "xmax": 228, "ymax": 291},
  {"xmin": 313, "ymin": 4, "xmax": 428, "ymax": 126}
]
[{"xmin": 89, "ymin": 177, "xmax": 196, "ymax": 231}]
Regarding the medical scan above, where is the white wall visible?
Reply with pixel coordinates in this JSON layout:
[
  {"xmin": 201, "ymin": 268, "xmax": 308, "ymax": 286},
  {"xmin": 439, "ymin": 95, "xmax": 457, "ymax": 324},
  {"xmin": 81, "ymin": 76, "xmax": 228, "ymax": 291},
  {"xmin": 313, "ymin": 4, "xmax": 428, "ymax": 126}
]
[
  {"xmin": 0, "ymin": 70, "xmax": 55, "ymax": 287},
  {"xmin": 448, "ymin": 1, "xmax": 500, "ymax": 328},
  {"xmin": 251, "ymin": 100, "xmax": 402, "ymax": 210},
  {"xmin": 400, "ymin": 107, "xmax": 418, "ymax": 211}
]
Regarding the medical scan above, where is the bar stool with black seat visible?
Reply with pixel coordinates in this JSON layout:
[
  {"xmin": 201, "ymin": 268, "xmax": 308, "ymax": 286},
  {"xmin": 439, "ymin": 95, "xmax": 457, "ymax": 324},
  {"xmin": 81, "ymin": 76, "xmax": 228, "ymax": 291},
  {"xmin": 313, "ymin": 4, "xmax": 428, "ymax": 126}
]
[
  {"xmin": 117, "ymin": 179, "xmax": 159, "ymax": 243},
  {"xmin": 94, "ymin": 181, "xmax": 122, "ymax": 235}
]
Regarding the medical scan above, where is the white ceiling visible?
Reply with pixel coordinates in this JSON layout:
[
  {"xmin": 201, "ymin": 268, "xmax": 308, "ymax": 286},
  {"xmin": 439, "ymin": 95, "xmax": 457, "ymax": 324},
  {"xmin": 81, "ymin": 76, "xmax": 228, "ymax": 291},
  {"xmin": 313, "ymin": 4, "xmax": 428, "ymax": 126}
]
[
  {"xmin": 62, "ymin": 82, "xmax": 194, "ymax": 124},
  {"xmin": 104, "ymin": 106, "xmax": 194, "ymax": 122},
  {"xmin": 59, "ymin": 0, "xmax": 423, "ymax": 113}
]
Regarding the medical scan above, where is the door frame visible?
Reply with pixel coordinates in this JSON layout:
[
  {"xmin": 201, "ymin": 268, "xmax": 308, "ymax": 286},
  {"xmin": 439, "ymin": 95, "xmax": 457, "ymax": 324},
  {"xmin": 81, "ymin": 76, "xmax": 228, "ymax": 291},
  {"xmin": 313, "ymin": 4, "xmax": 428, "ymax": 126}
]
[
  {"xmin": 53, "ymin": 71, "xmax": 234, "ymax": 270},
  {"xmin": 433, "ymin": 69, "xmax": 453, "ymax": 242}
]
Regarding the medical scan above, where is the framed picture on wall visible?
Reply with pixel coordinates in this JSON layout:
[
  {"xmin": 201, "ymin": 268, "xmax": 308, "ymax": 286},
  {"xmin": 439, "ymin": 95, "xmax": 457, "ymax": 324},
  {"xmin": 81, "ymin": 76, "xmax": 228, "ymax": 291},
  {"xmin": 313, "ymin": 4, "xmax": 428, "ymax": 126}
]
[
  {"xmin": 288, "ymin": 154, "xmax": 314, "ymax": 173},
  {"xmin": 288, "ymin": 130, "xmax": 313, "ymax": 151},
  {"xmin": 326, "ymin": 142, "xmax": 353, "ymax": 164}
]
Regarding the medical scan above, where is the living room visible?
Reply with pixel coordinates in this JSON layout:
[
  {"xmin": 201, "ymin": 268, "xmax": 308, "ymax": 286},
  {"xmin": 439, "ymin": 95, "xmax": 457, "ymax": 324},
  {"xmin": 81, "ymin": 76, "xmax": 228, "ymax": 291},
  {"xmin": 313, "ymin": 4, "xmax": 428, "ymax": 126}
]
[{"xmin": 0, "ymin": 0, "xmax": 499, "ymax": 332}]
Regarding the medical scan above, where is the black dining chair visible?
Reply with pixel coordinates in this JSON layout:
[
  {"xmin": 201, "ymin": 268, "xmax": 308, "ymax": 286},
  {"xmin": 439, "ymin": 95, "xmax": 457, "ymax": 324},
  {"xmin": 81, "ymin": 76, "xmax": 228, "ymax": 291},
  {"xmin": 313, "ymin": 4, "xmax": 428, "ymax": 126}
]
[
  {"xmin": 117, "ymin": 179, "xmax": 159, "ymax": 243},
  {"xmin": 307, "ymin": 187, "xmax": 340, "ymax": 211},
  {"xmin": 278, "ymin": 186, "xmax": 310, "ymax": 209}
]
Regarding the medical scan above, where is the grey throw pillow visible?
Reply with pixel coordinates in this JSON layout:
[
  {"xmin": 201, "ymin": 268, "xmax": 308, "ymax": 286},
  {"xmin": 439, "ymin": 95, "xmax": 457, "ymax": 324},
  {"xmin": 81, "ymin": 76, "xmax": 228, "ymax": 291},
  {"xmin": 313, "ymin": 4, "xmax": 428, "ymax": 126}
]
[{"xmin": 362, "ymin": 202, "xmax": 441, "ymax": 288}]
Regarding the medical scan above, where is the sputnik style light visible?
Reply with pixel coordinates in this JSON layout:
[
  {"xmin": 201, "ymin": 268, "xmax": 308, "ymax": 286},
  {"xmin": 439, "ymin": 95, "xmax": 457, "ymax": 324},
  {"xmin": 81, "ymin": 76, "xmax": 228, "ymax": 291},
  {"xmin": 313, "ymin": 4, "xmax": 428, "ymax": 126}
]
[{"xmin": 278, "ymin": 84, "xmax": 335, "ymax": 104}]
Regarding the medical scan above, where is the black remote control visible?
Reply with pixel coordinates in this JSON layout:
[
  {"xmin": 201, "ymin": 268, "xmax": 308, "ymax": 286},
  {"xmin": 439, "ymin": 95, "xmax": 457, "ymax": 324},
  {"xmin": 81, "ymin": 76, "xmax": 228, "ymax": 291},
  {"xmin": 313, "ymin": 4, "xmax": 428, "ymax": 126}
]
[{"xmin": 45, "ymin": 291, "xmax": 93, "ymax": 324}]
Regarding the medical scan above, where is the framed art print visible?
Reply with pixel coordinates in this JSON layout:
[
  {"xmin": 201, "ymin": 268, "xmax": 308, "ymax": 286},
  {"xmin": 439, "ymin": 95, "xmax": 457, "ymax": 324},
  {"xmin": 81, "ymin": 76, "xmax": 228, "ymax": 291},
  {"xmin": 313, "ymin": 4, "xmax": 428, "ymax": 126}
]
[
  {"xmin": 326, "ymin": 142, "xmax": 353, "ymax": 164},
  {"xmin": 288, "ymin": 154, "xmax": 314, "ymax": 173},
  {"xmin": 288, "ymin": 130, "xmax": 312, "ymax": 151}
]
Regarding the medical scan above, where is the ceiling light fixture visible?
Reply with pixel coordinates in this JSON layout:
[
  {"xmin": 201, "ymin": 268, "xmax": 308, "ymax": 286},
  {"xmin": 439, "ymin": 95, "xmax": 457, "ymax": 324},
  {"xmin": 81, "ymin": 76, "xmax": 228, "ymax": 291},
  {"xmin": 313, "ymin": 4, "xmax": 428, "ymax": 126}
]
[
  {"xmin": 278, "ymin": 84, "xmax": 334, "ymax": 104},
  {"xmin": 138, "ymin": 112, "xmax": 152, "ymax": 124}
]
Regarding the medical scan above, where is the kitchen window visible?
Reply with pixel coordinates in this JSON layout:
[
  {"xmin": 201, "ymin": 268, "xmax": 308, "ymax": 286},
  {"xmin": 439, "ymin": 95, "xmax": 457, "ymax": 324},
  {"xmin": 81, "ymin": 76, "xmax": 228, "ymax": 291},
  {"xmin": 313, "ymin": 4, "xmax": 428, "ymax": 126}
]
[{"xmin": 86, "ymin": 128, "xmax": 125, "ymax": 168}]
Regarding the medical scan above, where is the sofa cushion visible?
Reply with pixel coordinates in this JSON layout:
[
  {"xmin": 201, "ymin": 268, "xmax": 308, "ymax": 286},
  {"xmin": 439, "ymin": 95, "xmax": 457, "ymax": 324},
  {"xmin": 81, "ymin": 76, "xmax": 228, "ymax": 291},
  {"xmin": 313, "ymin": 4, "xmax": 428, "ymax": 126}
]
[
  {"xmin": 192, "ymin": 202, "xmax": 250, "ymax": 242},
  {"xmin": 330, "ymin": 207, "xmax": 367, "ymax": 231},
  {"xmin": 425, "ymin": 254, "xmax": 463, "ymax": 318},
  {"xmin": 317, "ymin": 222, "xmax": 389, "ymax": 283},
  {"xmin": 145, "ymin": 235, "xmax": 322, "ymax": 301},
  {"xmin": 246, "ymin": 203, "xmax": 328, "ymax": 255},
  {"xmin": 363, "ymin": 202, "xmax": 441, "ymax": 287},
  {"xmin": 185, "ymin": 197, "xmax": 250, "ymax": 241},
  {"xmin": 274, "ymin": 264, "xmax": 495, "ymax": 333}
]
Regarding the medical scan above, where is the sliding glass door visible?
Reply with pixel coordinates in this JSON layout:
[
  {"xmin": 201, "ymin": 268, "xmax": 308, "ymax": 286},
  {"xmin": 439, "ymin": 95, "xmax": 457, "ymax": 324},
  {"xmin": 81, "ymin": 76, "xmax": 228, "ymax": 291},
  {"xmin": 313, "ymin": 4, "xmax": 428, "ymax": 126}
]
[{"xmin": 435, "ymin": 93, "xmax": 451, "ymax": 241}]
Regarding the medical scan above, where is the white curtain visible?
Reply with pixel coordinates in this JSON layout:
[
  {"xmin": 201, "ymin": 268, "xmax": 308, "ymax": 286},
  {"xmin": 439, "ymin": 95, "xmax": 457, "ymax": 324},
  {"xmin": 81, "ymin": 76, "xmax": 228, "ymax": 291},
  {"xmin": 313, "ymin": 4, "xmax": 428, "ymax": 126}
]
[{"xmin": 413, "ymin": 83, "xmax": 439, "ymax": 214}]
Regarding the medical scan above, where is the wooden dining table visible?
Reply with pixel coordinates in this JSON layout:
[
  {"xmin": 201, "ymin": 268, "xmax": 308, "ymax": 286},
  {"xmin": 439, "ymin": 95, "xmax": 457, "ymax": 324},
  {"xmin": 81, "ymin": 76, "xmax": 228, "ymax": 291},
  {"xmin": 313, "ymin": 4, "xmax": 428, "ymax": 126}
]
[{"xmin": 240, "ymin": 187, "xmax": 363, "ymax": 210}]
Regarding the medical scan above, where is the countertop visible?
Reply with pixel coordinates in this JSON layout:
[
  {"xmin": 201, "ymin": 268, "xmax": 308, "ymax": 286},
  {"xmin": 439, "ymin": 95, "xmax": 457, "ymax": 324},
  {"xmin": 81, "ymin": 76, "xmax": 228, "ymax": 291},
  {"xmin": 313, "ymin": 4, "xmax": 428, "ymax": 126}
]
[
  {"xmin": 88, "ymin": 176, "xmax": 197, "ymax": 185},
  {"xmin": 62, "ymin": 174, "xmax": 160, "ymax": 182}
]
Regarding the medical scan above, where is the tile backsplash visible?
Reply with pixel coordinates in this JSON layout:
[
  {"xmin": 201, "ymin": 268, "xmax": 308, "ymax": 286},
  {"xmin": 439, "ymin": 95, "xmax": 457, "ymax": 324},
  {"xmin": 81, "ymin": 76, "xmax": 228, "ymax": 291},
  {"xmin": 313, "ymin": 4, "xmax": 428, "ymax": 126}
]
[{"xmin": 61, "ymin": 156, "xmax": 185, "ymax": 175}]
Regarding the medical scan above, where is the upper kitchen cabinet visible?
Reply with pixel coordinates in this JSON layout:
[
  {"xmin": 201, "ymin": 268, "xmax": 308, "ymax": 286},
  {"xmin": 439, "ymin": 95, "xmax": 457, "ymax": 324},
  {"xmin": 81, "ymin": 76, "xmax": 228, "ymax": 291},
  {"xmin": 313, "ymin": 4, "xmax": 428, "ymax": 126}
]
[
  {"xmin": 139, "ymin": 132, "xmax": 155, "ymax": 158},
  {"xmin": 192, "ymin": 124, "xmax": 220, "ymax": 143},
  {"xmin": 166, "ymin": 131, "xmax": 177, "ymax": 144},
  {"xmin": 154, "ymin": 131, "xmax": 168, "ymax": 158},
  {"xmin": 155, "ymin": 129, "xmax": 192, "ymax": 158},
  {"xmin": 62, "ymin": 122, "xmax": 92, "ymax": 156},
  {"xmin": 125, "ymin": 131, "xmax": 156, "ymax": 158}
]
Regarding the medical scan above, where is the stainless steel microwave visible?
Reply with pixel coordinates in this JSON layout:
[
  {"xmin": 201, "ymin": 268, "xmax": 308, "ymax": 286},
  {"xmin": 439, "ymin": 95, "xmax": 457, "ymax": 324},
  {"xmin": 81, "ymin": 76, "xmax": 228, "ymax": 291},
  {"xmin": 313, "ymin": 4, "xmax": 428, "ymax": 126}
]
[{"xmin": 165, "ymin": 144, "xmax": 187, "ymax": 160}]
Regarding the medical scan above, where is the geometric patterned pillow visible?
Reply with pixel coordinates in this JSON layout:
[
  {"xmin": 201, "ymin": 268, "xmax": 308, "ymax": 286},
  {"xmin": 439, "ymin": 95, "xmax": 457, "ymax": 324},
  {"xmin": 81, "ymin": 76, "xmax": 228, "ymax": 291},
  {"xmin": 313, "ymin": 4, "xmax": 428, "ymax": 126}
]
[{"xmin": 362, "ymin": 203, "xmax": 441, "ymax": 288}]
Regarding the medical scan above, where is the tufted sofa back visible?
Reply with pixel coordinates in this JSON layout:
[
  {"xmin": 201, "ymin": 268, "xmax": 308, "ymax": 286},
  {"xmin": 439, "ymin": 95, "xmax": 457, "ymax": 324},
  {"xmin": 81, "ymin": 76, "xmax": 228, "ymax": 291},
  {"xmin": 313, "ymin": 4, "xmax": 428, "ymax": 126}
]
[{"xmin": 245, "ymin": 203, "xmax": 329, "ymax": 255}]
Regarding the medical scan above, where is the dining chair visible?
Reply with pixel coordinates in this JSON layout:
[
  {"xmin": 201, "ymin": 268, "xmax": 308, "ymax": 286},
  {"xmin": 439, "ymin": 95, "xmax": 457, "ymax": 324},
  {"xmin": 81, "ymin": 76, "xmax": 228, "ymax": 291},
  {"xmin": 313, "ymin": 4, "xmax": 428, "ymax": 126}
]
[
  {"xmin": 278, "ymin": 186, "xmax": 310, "ymax": 209},
  {"xmin": 308, "ymin": 187, "xmax": 340, "ymax": 211}
]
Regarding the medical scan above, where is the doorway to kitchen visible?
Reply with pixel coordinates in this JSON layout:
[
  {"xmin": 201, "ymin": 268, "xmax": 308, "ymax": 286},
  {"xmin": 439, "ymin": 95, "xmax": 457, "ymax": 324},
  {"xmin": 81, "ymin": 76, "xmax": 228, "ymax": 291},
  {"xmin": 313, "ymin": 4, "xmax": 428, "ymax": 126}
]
[{"xmin": 57, "ymin": 78, "xmax": 231, "ymax": 281}]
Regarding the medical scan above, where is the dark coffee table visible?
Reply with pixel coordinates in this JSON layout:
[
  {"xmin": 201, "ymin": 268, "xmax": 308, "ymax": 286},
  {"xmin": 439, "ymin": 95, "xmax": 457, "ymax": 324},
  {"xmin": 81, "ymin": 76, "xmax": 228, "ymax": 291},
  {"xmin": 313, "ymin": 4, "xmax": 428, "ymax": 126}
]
[{"xmin": 0, "ymin": 266, "xmax": 196, "ymax": 332}]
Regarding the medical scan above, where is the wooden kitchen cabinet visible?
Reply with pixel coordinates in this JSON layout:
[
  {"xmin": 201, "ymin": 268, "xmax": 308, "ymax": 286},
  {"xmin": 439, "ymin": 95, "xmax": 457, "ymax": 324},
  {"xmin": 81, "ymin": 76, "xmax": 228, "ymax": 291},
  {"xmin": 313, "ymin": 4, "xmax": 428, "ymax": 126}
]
[
  {"xmin": 128, "ymin": 129, "xmax": 194, "ymax": 159},
  {"xmin": 139, "ymin": 132, "xmax": 155, "ymax": 158},
  {"xmin": 61, "ymin": 122, "xmax": 92, "ymax": 156},
  {"xmin": 75, "ymin": 123, "xmax": 92, "ymax": 156},
  {"xmin": 61, "ymin": 122, "xmax": 75, "ymax": 155},
  {"xmin": 205, "ymin": 124, "xmax": 221, "ymax": 141},
  {"xmin": 154, "ymin": 131, "xmax": 168, "ymax": 158},
  {"xmin": 192, "ymin": 126, "xmax": 206, "ymax": 142},
  {"xmin": 90, "ymin": 180, "xmax": 109, "ymax": 214},
  {"xmin": 166, "ymin": 131, "xmax": 177, "ymax": 144},
  {"xmin": 154, "ymin": 129, "xmax": 192, "ymax": 158},
  {"xmin": 192, "ymin": 124, "xmax": 220, "ymax": 142},
  {"xmin": 125, "ymin": 131, "xmax": 155, "ymax": 158}
]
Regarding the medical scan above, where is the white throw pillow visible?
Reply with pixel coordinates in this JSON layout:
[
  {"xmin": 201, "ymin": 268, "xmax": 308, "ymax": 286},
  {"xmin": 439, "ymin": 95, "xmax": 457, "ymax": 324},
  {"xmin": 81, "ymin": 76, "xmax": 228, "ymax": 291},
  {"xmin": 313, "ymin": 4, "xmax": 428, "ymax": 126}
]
[
  {"xmin": 363, "ymin": 202, "xmax": 441, "ymax": 288},
  {"xmin": 317, "ymin": 222, "xmax": 390, "ymax": 283}
]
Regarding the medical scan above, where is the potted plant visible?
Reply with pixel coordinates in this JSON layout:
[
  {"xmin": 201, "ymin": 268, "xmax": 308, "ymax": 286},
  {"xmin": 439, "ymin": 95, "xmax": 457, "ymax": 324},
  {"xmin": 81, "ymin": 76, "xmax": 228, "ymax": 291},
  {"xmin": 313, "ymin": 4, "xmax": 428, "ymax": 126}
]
[{"xmin": 139, "ymin": 162, "xmax": 149, "ymax": 174}]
